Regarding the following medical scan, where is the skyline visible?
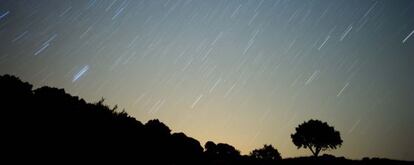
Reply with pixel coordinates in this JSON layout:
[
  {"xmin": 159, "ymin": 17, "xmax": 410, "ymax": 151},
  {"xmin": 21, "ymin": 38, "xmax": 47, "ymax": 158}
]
[{"xmin": 0, "ymin": 0, "xmax": 413, "ymax": 160}]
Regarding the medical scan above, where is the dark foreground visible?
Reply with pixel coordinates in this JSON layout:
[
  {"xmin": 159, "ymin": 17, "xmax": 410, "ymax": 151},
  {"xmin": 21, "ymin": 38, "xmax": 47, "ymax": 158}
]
[{"xmin": 1, "ymin": 74, "xmax": 412, "ymax": 164}]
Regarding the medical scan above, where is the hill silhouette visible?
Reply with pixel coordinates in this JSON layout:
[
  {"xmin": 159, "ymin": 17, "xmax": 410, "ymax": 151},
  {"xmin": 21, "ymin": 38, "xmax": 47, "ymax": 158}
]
[{"xmin": 1, "ymin": 74, "xmax": 412, "ymax": 164}]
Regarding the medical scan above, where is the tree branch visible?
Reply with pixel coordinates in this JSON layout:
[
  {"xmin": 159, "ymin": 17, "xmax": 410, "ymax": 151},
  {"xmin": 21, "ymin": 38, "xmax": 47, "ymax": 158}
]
[{"xmin": 306, "ymin": 144, "xmax": 316, "ymax": 157}]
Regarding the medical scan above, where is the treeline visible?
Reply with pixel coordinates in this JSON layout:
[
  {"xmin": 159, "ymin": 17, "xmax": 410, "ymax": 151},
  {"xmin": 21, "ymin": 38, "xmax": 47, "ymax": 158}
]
[
  {"xmin": 0, "ymin": 74, "xmax": 278, "ymax": 164},
  {"xmin": 0, "ymin": 74, "xmax": 411, "ymax": 164}
]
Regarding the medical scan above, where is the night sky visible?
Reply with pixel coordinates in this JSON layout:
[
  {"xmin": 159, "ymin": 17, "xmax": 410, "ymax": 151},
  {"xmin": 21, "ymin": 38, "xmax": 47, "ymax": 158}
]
[{"xmin": 1, "ymin": 0, "xmax": 413, "ymax": 160}]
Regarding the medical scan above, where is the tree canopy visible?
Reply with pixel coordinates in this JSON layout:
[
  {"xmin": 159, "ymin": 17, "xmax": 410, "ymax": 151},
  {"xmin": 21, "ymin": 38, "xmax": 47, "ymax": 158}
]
[{"xmin": 291, "ymin": 119, "xmax": 343, "ymax": 157}]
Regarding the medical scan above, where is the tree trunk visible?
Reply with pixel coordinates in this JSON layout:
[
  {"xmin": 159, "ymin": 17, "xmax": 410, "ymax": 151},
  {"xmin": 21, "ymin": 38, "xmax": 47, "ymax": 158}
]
[
  {"xmin": 308, "ymin": 145, "xmax": 317, "ymax": 157},
  {"xmin": 308, "ymin": 146, "xmax": 321, "ymax": 157},
  {"xmin": 314, "ymin": 147, "xmax": 321, "ymax": 157}
]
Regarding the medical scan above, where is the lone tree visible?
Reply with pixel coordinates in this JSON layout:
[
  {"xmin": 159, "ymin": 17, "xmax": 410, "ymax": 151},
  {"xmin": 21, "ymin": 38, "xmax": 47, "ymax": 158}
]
[
  {"xmin": 291, "ymin": 119, "xmax": 342, "ymax": 157},
  {"xmin": 250, "ymin": 144, "xmax": 281, "ymax": 161}
]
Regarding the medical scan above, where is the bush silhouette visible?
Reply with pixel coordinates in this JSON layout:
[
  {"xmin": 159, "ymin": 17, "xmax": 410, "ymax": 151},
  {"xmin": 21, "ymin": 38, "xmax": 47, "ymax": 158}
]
[
  {"xmin": 170, "ymin": 132, "xmax": 204, "ymax": 163},
  {"xmin": 250, "ymin": 144, "xmax": 282, "ymax": 161},
  {"xmin": 291, "ymin": 119, "xmax": 343, "ymax": 157},
  {"xmin": 204, "ymin": 141, "xmax": 241, "ymax": 163}
]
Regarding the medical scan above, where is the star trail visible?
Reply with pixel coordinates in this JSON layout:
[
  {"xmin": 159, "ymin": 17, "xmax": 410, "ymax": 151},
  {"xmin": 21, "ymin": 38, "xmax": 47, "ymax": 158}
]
[{"xmin": 0, "ymin": 0, "xmax": 413, "ymax": 160}]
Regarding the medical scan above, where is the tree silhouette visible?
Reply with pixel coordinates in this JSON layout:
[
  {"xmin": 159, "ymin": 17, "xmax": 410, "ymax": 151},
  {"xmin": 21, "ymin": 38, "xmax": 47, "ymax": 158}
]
[
  {"xmin": 204, "ymin": 141, "xmax": 240, "ymax": 161},
  {"xmin": 170, "ymin": 132, "xmax": 204, "ymax": 163},
  {"xmin": 291, "ymin": 119, "xmax": 343, "ymax": 157},
  {"xmin": 250, "ymin": 144, "xmax": 281, "ymax": 161},
  {"xmin": 145, "ymin": 119, "xmax": 171, "ymax": 137}
]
